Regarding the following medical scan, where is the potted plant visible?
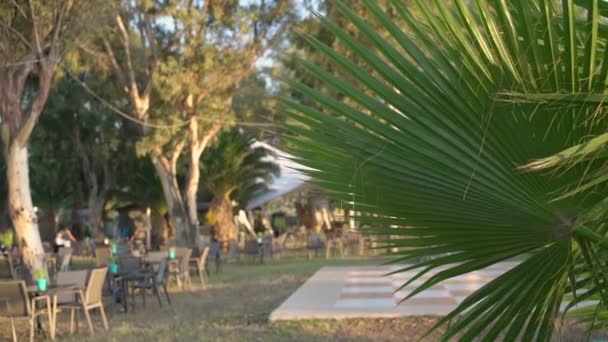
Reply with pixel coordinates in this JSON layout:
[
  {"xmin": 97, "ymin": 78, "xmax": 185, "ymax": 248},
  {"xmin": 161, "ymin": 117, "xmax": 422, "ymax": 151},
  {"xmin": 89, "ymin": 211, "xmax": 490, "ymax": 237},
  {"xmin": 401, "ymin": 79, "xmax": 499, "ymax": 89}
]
[
  {"xmin": 33, "ymin": 268, "xmax": 48, "ymax": 291},
  {"xmin": 168, "ymin": 247, "xmax": 176, "ymax": 259},
  {"xmin": 107, "ymin": 256, "xmax": 119, "ymax": 274}
]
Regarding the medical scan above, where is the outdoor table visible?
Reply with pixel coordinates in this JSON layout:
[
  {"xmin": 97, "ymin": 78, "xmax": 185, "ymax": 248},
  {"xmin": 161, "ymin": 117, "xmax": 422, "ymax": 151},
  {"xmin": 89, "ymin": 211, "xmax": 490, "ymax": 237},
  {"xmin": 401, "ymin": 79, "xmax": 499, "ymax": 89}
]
[{"xmin": 27, "ymin": 282, "xmax": 77, "ymax": 339}]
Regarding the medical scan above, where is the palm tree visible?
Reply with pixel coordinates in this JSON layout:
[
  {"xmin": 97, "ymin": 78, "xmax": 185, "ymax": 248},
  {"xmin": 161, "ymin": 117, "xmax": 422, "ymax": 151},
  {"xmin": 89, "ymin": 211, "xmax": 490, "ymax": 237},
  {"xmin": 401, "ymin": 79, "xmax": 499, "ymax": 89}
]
[
  {"xmin": 282, "ymin": 0, "xmax": 608, "ymax": 339},
  {"xmin": 201, "ymin": 129, "xmax": 280, "ymax": 244}
]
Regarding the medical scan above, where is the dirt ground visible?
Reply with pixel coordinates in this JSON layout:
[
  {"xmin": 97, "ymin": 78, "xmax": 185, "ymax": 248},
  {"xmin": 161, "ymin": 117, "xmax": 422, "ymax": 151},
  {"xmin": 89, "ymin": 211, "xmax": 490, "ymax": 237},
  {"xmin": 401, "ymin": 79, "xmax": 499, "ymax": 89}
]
[{"xmin": 0, "ymin": 257, "xmax": 605, "ymax": 341}]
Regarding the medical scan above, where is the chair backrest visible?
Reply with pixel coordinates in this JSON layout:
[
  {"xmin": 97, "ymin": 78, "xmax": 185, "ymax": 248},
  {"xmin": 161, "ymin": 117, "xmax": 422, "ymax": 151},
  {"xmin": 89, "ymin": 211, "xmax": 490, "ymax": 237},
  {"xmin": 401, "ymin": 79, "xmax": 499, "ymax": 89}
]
[
  {"xmin": 56, "ymin": 270, "xmax": 89, "ymax": 303},
  {"xmin": 95, "ymin": 247, "xmax": 111, "ymax": 267},
  {"xmin": 175, "ymin": 247, "xmax": 189, "ymax": 257},
  {"xmin": 0, "ymin": 280, "xmax": 29, "ymax": 317},
  {"xmin": 146, "ymin": 251, "xmax": 166, "ymax": 264},
  {"xmin": 118, "ymin": 256, "xmax": 142, "ymax": 275},
  {"xmin": 84, "ymin": 268, "xmax": 107, "ymax": 306},
  {"xmin": 198, "ymin": 247, "xmax": 209, "ymax": 268},
  {"xmin": 177, "ymin": 248, "xmax": 192, "ymax": 272},
  {"xmin": 0, "ymin": 255, "xmax": 15, "ymax": 279},
  {"xmin": 156, "ymin": 258, "xmax": 168, "ymax": 285},
  {"xmin": 190, "ymin": 246, "xmax": 201, "ymax": 259}
]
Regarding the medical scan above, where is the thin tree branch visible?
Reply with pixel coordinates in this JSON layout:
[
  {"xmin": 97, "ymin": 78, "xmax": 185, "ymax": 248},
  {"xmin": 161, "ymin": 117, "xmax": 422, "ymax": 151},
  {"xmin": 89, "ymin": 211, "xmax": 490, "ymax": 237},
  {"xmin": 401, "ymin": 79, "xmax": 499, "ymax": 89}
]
[
  {"xmin": 115, "ymin": 14, "xmax": 138, "ymax": 95},
  {"xmin": 101, "ymin": 37, "xmax": 126, "ymax": 86},
  {"xmin": 27, "ymin": 0, "xmax": 45, "ymax": 68},
  {"xmin": 15, "ymin": 68, "xmax": 53, "ymax": 146},
  {"xmin": 48, "ymin": 0, "xmax": 68, "ymax": 59}
]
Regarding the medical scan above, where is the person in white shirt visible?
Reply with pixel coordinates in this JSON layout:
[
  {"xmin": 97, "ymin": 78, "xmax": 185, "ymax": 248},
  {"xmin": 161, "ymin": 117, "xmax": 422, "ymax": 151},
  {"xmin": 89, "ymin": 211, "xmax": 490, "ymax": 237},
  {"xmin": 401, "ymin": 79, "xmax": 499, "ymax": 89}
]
[{"xmin": 55, "ymin": 226, "xmax": 77, "ymax": 271}]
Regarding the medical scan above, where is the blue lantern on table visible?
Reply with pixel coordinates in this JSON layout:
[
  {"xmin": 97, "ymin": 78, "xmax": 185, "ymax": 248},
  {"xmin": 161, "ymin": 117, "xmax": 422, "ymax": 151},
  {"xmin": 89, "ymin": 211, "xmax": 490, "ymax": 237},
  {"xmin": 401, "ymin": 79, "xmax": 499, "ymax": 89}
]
[{"xmin": 36, "ymin": 278, "xmax": 48, "ymax": 291}]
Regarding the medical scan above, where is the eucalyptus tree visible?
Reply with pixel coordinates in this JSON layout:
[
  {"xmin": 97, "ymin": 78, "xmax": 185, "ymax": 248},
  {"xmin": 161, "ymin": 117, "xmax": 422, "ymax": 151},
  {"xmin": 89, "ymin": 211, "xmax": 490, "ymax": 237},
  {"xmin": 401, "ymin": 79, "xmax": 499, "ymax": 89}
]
[
  {"xmin": 0, "ymin": 1, "xmax": 101, "ymax": 270},
  {"xmin": 284, "ymin": 0, "xmax": 608, "ymax": 339},
  {"xmin": 100, "ymin": 1, "xmax": 294, "ymax": 245},
  {"xmin": 146, "ymin": 0, "xmax": 295, "ymax": 243},
  {"xmin": 98, "ymin": 0, "xmax": 196, "ymax": 244}
]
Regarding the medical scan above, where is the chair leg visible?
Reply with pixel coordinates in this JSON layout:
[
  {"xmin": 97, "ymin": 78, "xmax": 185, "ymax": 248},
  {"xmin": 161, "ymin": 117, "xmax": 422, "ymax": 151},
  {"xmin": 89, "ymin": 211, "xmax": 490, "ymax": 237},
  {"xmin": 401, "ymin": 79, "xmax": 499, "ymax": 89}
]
[
  {"xmin": 176, "ymin": 273, "xmax": 182, "ymax": 289},
  {"xmin": 184, "ymin": 273, "xmax": 191, "ymax": 290},
  {"xmin": 11, "ymin": 318, "xmax": 17, "ymax": 342},
  {"xmin": 83, "ymin": 307, "xmax": 94, "ymax": 335},
  {"xmin": 142, "ymin": 287, "xmax": 146, "ymax": 308},
  {"xmin": 153, "ymin": 284, "xmax": 162, "ymax": 307},
  {"xmin": 163, "ymin": 284, "xmax": 172, "ymax": 304},
  {"xmin": 99, "ymin": 305, "xmax": 109, "ymax": 331},
  {"xmin": 45, "ymin": 297, "xmax": 54, "ymax": 340},
  {"xmin": 198, "ymin": 268, "xmax": 205, "ymax": 287},
  {"xmin": 69, "ymin": 308, "xmax": 76, "ymax": 334},
  {"xmin": 29, "ymin": 318, "xmax": 34, "ymax": 342}
]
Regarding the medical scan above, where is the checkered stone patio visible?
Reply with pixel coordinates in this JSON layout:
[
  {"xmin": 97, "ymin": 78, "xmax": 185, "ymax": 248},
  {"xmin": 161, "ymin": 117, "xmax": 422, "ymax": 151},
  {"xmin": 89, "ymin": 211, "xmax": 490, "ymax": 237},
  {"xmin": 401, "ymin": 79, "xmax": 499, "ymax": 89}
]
[{"xmin": 269, "ymin": 262, "xmax": 519, "ymax": 320}]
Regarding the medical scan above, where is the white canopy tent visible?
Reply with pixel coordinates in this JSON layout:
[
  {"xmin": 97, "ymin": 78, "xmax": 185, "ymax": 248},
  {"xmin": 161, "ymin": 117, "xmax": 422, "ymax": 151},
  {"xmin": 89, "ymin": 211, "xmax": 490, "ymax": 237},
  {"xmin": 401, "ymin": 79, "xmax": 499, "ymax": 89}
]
[{"xmin": 245, "ymin": 142, "xmax": 312, "ymax": 210}]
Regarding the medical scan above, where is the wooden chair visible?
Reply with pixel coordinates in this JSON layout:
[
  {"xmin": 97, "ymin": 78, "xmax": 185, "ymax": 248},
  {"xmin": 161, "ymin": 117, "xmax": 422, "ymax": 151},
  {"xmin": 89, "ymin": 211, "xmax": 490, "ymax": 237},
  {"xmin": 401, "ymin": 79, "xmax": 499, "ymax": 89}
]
[
  {"xmin": 0, "ymin": 280, "xmax": 52, "ymax": 342},
  {"xmin": 57, "ymin": 267, "xmax": 109, "ymax": 335},
  {"xmin": 132, "ymin": 257, "xmax": 171, "ymax": 307},
  {"xmin": 189, "ymin": 247, "xmax": 209, "ymax": 287}
]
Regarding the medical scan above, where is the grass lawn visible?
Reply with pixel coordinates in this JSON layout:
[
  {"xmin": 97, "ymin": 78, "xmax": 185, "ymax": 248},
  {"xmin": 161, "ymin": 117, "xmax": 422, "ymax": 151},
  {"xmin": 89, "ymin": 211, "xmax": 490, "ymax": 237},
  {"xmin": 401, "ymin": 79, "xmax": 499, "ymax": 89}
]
[{"xmin": 1, "ymin": 255, "xmax": 602, "ymax": 341}]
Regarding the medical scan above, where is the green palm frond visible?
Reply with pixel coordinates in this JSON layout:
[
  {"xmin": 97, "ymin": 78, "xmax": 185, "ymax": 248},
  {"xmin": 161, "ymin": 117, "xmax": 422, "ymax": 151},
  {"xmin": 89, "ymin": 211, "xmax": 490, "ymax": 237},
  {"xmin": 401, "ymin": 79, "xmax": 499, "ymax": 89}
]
[
  {"xmin": 282, "ymin": 0, "xmax": 608, "ymax": 339},
  {"xmin": 201, "ymin": 129, "xmax": 280, "ymax": 207}
]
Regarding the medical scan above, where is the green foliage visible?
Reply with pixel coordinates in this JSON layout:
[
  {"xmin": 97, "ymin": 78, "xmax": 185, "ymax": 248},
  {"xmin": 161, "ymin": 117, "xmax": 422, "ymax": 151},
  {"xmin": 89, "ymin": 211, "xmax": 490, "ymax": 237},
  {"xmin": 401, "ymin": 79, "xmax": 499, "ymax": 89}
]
[
  {"xmin": 30, "ymin": 77, "xmax": 85, "ymax": 211},
  {"xmin": 0, "ymin": 230, "xmax": 14, "ymax": 248},
  {"xmin": 140, "ymin": 0, "xmax": 295, "ymax": 157},
  {"xmin": 201, "ymin": 130, "xmax": 280, "ymax": 207},
  {"xmin": 108, "ymin": 155, "xmax": 167, "ymax": 214},
  {"xmin": 32, "ymin": 268, "xmax": 47, "ymax": 280},
  {"xmin": 283, "ymin": 0, "xmax": 608, "ymax": 339}
]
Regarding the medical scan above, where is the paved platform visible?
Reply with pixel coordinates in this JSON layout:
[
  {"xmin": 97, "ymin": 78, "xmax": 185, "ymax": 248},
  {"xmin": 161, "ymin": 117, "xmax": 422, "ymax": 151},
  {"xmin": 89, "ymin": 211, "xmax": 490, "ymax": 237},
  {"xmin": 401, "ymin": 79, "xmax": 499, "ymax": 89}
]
[{"xmin": 269, "ymin": 262, "xmax": 519, "ymax": 321}]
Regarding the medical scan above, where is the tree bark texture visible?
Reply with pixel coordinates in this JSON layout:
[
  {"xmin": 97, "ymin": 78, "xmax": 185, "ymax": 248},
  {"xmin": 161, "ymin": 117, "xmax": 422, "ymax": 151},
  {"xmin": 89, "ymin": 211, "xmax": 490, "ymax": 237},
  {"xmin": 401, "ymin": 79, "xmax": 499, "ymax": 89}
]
[
  {"xmin": 184, "ymin": 120, "xmax": 222, "ymax": 243},
  {"xmin": 151, "ymin": 155, "xmax": 191, "ymax": 246},
  {"xmin": 6, "ymin": 144, "xmax": 45, "ymax": 271},
  {"xmin": 210, "ymin": 195, "xmax": 236, "ymax": 247}
]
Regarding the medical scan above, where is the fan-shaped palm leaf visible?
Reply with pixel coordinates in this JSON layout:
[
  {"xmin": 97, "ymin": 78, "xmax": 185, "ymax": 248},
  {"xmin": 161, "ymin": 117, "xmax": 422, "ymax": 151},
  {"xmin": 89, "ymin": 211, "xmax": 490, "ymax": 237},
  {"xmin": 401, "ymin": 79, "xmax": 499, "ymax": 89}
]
[{"xmin": 282, "ymin": 0, "xmax": 608, "ymax": 339}]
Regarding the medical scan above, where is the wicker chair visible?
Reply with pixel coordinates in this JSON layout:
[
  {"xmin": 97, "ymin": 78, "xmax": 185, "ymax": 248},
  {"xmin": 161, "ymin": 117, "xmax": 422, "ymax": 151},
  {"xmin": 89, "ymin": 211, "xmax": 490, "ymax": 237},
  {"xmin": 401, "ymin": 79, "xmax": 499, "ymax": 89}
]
[
  {"xmin": 118, "ymin": 256, "xmax": 142, "ymax": 275},
  {"xmin": 132, "ymin": 257, "xmax": 171, "ymax": 307},
  {"xmin": 56, "ymin": 268, "xmax": 109, "ymax": 335},
  {"xmin": 145, "ymin": 251, "xmax": 167, "ymax": 264},
  {"xmin": 95, "ymin": 247, "xmax": 111, "ymax": 267},
  {"xmin": 189, "ymin": 247, "xmax": 209, "ymax": 287},
  {"xmin": 168, "ymin": 248, "xmax": 192, "ymax": 290},
  {"xmin": 56, "ymin": 270, "xmax": 89, "ymax": 303},
  {"xmin": 0, "ymin": 280, "xmax": 52, "ymax": 342}
]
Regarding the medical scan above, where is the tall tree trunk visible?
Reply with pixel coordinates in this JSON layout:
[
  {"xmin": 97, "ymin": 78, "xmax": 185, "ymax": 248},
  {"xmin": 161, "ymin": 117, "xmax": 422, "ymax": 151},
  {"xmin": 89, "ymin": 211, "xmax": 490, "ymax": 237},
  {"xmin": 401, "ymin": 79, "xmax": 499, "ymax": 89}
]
[
  {"xmin": 210, "ymin": 194, "xmax": 236, "ymax": 249},
  {"xmin": 87, "ymin": 193, "xmax": 105, "ymax": 239},
  {"xmin": 185, "ymin": 147, "xmax": 201, "ymax": 241},
  {"xmin": 152, "ymin": 155, "xmax": 190, "ymax": 246},
  {"xmin": 6, "ymin": 143, "xmax": 45, "ymax": 271},
  {"xmin": 184, "ymin": 119, "xmax": 221, "ymax": 243}
]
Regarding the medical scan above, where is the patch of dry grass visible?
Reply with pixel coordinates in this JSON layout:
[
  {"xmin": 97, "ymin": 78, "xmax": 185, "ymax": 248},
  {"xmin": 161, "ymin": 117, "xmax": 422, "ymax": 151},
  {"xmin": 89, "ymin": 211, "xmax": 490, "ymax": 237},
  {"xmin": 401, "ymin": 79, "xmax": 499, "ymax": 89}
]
[{"xmin": 1, "ymin": 256, "xmax": 605, "ymax": 341}]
